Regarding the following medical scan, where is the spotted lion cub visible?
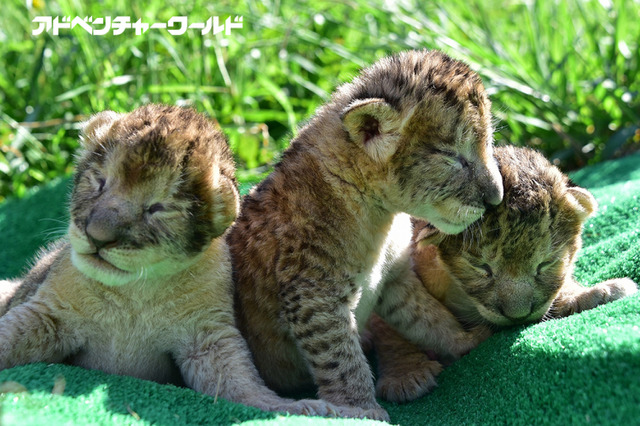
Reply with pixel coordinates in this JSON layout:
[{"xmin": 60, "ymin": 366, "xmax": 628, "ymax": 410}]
[
  {"xmin": 228, "ymin": 50, "xmax": 504, "ymax": 421},
  {"xmin": 0, "ymin": 104, "xmax": 335, "ymax": 416},
  {"xmin": 370, "ymin": 145, "xmax": 638, "ymax": 402}
]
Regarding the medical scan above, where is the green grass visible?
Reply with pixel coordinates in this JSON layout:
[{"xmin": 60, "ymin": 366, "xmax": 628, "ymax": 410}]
[{"xmin": 1, "ymin": 0, "xmax": 639, "ymax": 200}]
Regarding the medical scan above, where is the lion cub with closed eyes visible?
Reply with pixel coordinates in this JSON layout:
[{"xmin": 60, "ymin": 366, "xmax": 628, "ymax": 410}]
[
  {"xmin": 0, "ymin": 104, "xmax": 336, "ymax": 416},
  {"xmin": 228, "ymin": 50, "xmax": 504, "ymax": 421},
  {"xmin": 369, "ymin": 145, "xmax": 638, "ymax": 403}
]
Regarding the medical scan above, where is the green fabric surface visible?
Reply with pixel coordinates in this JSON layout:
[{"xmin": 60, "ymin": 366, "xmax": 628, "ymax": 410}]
[{"xmin": 1, "ymin": 152, "xmax": 639, "ymax": 425}]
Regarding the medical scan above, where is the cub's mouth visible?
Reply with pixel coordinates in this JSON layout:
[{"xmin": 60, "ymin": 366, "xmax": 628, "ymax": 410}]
[
  {"xmin": 428, "ymin": 203, "xmax": 484, "ymax": 235},
  {"xmin": 474, "ymin": 302, "xmax": 551, "ymax": 327},
  {"xmin": 429, "ymin": 213, "xmax": 481, "ymax": 235},
  {"xmin": 85, "ymin": 252, "xmax": 128, "ymax": 273},
  {"xmin": 71, "ymin": 249, "xmax": 137, "ymax": 286},
  {"xmin": 431, "ymin": 217, "xmax": 472, "ymax": 234}
]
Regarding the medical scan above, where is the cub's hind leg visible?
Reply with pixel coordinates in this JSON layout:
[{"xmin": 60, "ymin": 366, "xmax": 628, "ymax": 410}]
[
  {"xmin": 550, "ymin": 278, "xmax": 638, "ymax": 318},
  {"xmin": 377, "ymin": 267, "xmax": 490, "ymax": 361},
  {"xmin": 368, "ymin": 313, "xmax": 442, "ymax": 403}
]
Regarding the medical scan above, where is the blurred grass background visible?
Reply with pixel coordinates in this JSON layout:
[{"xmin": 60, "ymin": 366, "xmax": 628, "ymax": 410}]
[{"xmin": 0, "ymin": 0, "xmax": 639, "ymax": 201}]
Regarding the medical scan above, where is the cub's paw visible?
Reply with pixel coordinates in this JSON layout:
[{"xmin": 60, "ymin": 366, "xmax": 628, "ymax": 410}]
[
  {"xmin": 333, "ymin": 403, "xmax": 390, "ymax": 422},
  {"xmin": 445, "ymin": 324, "xmax": 492, "ymax": 361},
  {"xmin": 275, "ymin": 399, "xmax": 340, "ymax": 417},
  {"xmin": 376, "ymin": 356, "xmax": 442, "ymax": 403},
  {"xmin": 0, "ymin": 279, "xmax": 20, "ymax": 311},
  {"xmin": 579, "ymin": 278, "xmax": 638, "ymax": 311},
  {"xmin": 599, "ymin": 277, "xmax": 638, "ymax": 299},
  {"xmin": 468, "ymin": 324, "xmax": 493, "ymax": 346}
]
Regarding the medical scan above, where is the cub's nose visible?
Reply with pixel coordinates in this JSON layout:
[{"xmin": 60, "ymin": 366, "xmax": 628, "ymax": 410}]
[
  {"xmin": 483, "ymin": 183, "xmax": 504, "ymax": 207},
  {"xmin": 86, "ymin": 207, "xmax": 121, "ymax": 250},
  {"xmin": 477, "ymin": 159, "xmax": 504, "ymax": 207},
  {"xmin": 86, "ymin": 221, "xmax": 118, "ymax": 250},
  {"xmin": 498, "ymin": 302, "xmax": 533, "ymax": 323}
]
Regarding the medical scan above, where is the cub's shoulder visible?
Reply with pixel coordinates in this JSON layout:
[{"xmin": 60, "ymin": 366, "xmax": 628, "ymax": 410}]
[{"xmin": 1, "ymin": 240, "xmax": 70, "ymax": 314}]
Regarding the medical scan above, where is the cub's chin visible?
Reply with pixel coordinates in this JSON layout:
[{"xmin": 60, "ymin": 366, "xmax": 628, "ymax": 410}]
[{"xmin": 71, "ymin": 250, "xmax": 139, "ymax": 286}]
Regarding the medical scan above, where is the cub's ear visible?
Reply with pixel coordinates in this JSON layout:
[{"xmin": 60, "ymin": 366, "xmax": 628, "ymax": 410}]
[
  {"xmin": 210, "ymin": 170, "xmax": 240, "ymax": 238},
  {"xmin": 566, "ymin": 186, "xmax": 597, "ymax": 221},
  {"xmin": 414, "ymin": 221, "xmax": 447, "ymax": 246},
  {"xmin": 341, "ymin": 98, "xmax": 404, "ymax": 163},
  {"xmin": 81, "ymin": 111, "xmax": 121, "ymax": 147}
]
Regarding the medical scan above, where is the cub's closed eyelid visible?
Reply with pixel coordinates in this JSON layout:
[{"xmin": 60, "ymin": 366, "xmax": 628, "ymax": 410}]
[
  {"xmin": 87, "ymin": 172, "xmax": 106, "ymax": 192},
  {"xmin": 431, "ymin": 148, "xmax": 469, "ymax": 168},
  {"xmin": 480, "ymin": 263, "xmax": 493, "ymax": 277},
  {"xmin": 469, "ymin": 260, "xmax": 493, "ymax": 278},
  {"xmin": 97, "ymin": 177, "xmax": 106, "ymax": 191},
  {"xmin": 457, "ymin": 155, "xmax": 470, "ymax": 168},
  {"xmin": 147, "ymin": 203, "xmax": 166, "ymax": 214},
  {"xmin": 536, "ymin": 260, "xmax": 555, "ymax": 274},
  {"xmin": 431, "ymin": 148, "xmax": 456, "ymax": 157}
]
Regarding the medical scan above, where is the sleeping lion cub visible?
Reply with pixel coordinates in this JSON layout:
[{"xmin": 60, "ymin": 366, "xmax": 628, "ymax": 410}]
[
  {"xmin": 0, "ymin": 104, "xmax": 335, "ymax": 416},
  {"xmin": 369, "ymin": 145, "xmax": 638, "ymax": 402}
]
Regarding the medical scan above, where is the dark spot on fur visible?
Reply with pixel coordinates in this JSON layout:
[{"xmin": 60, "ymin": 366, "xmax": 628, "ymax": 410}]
[
  {"xmin": 316, "ymin": 378, "xmax": 332, "ymax": 387},
  {"xmin": 300, "ymin": 309, "xmax": 315, "ymax": 325},
  {"xmin": 339, "ymin": 372, "xmax": 348, "ymax": 385},
  {"xmin": 381, "ymin": 302, "xmax": 405, "ymax": 319},
  {"xmin": 320, "ymin": 361, "xmax": 340, "ymax": 370},
  {"xmin": 295, "ymin": 324, "xmax": 328, "ymax": 340},
  {"xmin": 301, "ymin": 343, "xmax": 320, "ymax": 356}
]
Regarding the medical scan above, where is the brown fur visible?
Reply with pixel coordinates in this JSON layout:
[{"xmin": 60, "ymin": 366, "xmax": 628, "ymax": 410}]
[
  {"xmin": 370, "ymin": 145, "xmax": 638, "ymax": 403},
  {"xmin": 0, "ymin": 104, "xmax": 338, "ymax": 416},
  {"xmin": 228, "ymin": 50, "xmax": 504, "ymax": 421}
]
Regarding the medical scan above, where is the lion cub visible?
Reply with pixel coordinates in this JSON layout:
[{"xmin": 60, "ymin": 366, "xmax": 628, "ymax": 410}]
[
  {"xmin": 228, "ymin": 50, "xmax": 504, "ymax": 421},
  {"xmin": 0, "ymin": 104, "xmax": 335, "ymax": 416},
  {"xmin": 369, "ymin": 145, "xmax": 638, "ymax": 403}
]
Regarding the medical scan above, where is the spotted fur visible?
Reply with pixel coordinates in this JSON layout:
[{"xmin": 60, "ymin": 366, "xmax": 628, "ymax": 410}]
[
  {"xmin": 370, "ymin": 145, "xmax": 638, "ymax": 403},
  {"xmin": 0, "ymin": 104, "xmax": 338, "ymax": 416},
  {"xmin": 228, "ymin": 50, "xmax": 504, "ymax": 421}
]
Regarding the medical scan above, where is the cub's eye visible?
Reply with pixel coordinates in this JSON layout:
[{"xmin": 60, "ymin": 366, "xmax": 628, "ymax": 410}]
[
  {"xmin": 457, "ymin": 155, "xmax": 470, "ymax": 169},
  {"xmin": 536, "ymin": 260, "xmax": 554, "ymax": 275},
  {"xmin": 480, "ymin": 263, "xmax": 493, "ymax": 278},
  {"xmin": 147, "ymin": 203, "xmax": 166, "ymax": 214},
  {"xmin": 472, "ymin": 262, "xmax": 493, "ymax": 278},
  {"xmin": 433, "ymin": 148, "xmax": 456, "ymax": 158},
  {"xmin": 92, "ymin": 175, "xmax": 106, "ymax": 192},
  {"xmin": 436, "ymin": 149, "xmax": 469, "ymax": 170}
]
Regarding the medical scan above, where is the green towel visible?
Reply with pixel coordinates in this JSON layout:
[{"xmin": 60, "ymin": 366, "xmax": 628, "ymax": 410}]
[{"xmin": 1, "ymin": 152, "xmax": 639, "ymax": 425}]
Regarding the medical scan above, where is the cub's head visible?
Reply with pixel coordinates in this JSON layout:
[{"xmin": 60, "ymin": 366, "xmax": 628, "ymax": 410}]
[
  {"xmin": 338, "ymin": 49, "xmax": 503, "ymax": 233},
  {"xmin": 416, "ymin": 146, "xmax": 596, "ymax": 326},
  {"xmin": 69, "ymin": 104, "xmax": 239, "ymax": 286}
]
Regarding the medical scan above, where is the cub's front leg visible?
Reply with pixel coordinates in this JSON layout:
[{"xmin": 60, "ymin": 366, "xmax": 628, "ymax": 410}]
[
  {"xmin": 279, "ymin": 277, "xmax": 389, "ymax": 422},
  {"xmin": 0, "ymin": 300, "xmax": 79, "ymax": 370},
  {"xmin": 550, "ymin": 277, "xmax": 638, "ymax": 318},
  {"xmin": 377, "ymin": 267, "xmax": 490, "ymax": 361}
]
